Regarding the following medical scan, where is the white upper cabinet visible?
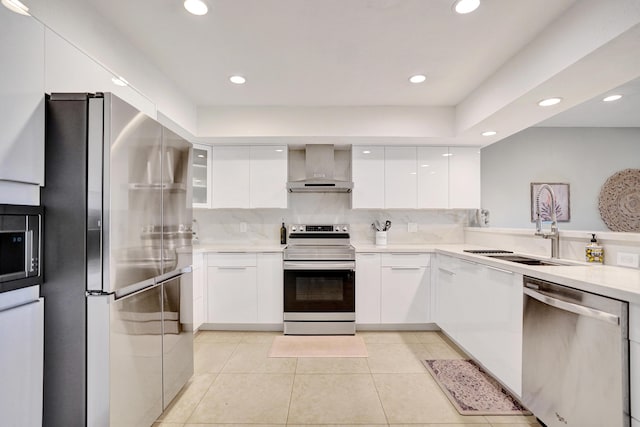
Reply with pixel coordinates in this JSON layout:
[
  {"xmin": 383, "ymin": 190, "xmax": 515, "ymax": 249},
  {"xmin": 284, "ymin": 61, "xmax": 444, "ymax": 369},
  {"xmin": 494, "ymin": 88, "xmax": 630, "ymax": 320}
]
[
  {"xmin": 352, "ymin": 146, "xmax": 385, "ymax": 208},
  {"xmin": 449, "ymin": 146, "xmax": 481, "ymax": 208},
  {"xmin": 212, "ymin": 146, "xmax": 251, "ymax": 208},
  {"xmin": 352, "ymin": 145, "xmax": 479, "ymax": 209},
  {"xmin": 192, "ymin": 143, "xmax": 212, "ymax": 209},
  {"xmin": 250, "ymin": 146, "xmax": 287, "ymax": 208},
  {"xmin": 384, "ymin": 147, "xmax": 417, "ymax": 209},
  {"xmin": 417, "ymin": 147, "xmax": 449, "ymax": 208},
  {"xmin": 0, "ymin": 8, "xmax": 45, "ymax": 186},
  {"xmin": 209, "ymin": 145, "xmax": 287, "ymax": 209}
]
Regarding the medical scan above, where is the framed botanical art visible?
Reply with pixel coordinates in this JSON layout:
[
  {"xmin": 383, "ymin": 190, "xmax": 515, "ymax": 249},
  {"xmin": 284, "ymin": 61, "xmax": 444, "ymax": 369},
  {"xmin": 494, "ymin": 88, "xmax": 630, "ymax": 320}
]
[{"xmin": 530, "ymin": 183, "xmax": 570, "ymax": 222}]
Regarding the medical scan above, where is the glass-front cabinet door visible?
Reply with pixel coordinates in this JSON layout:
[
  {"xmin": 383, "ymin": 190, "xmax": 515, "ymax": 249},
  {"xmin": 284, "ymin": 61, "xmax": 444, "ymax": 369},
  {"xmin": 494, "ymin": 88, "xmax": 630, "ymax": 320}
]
[{"xmin": 192, "ymin": 143, "xmax": 212, "ymax": 208}]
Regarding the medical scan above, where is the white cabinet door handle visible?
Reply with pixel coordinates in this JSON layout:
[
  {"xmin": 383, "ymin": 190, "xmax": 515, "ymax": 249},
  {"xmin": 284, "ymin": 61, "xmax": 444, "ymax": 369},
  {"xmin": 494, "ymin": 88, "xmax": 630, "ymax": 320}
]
[{"xmin": 485, "ymin": 265, "xmax": 514, "ymax": 275}]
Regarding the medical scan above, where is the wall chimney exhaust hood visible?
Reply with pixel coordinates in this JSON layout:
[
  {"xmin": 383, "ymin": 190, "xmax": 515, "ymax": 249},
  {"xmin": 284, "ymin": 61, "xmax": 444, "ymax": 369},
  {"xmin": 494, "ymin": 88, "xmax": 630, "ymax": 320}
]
[{"xmin": 287, "ymin": 144, "xmax": 353, "ymax": 193}]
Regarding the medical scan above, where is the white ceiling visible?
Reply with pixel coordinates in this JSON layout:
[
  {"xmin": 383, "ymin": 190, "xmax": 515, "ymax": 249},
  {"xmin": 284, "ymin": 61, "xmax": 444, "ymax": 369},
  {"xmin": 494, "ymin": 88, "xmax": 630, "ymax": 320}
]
[
  {"xmin": 537, "ymin": 77, "xmax": 640, "ymax": 127},
  {"xmin": 87, "ymin": 0, "xmax": 577, "ymax": 107}
]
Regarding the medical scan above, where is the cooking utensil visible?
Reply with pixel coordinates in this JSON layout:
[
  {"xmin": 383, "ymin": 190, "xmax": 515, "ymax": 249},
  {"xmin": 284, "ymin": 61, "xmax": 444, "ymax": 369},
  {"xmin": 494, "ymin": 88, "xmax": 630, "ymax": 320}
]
[
  {"xmin": 374, "ymin": 220, "xmax": 382, "ymax": 231},
  {"xmin": 384, "ymin": 220, "xmax": 391, "ymax": 231}
]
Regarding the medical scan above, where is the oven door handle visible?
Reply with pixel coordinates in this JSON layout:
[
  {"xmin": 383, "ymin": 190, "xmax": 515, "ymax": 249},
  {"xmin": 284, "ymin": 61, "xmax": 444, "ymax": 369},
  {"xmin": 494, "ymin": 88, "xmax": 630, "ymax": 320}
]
[{"xmin": 284, "ymin": 261, "xmax": 355, "ymax": 271}]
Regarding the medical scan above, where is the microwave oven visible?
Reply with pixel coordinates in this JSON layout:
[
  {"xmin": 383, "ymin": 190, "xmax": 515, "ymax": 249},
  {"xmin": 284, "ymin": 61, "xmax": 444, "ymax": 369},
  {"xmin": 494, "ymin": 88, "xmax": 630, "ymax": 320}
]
[{"xmin": 0, "ymin": 204, "xmax": 42, "ymax": 293}]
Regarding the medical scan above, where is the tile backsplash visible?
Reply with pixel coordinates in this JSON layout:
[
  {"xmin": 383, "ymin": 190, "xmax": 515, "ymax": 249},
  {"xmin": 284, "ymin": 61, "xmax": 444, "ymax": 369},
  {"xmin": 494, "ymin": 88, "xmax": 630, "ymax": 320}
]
[{"xmin": 194, "ymin": 192, "xmax": 477, "ymax": 245}]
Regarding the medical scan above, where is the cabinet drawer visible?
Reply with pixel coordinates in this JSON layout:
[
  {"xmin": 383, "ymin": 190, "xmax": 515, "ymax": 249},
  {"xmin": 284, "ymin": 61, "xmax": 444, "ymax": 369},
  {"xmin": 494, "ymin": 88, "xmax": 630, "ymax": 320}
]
[
  {"xmin": 381, "ymin": 253, "xmax": 430, "ymax": 267},
  {"xmin": 208, "ymin": 253, "xmax": 257, "ymax": 267}
]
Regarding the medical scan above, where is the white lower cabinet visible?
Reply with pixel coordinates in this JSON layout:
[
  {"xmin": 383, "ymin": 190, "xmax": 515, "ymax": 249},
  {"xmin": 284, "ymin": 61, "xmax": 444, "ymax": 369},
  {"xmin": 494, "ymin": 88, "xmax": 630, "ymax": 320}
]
[
  {"xmin": 256, "ymin": 253, "xmax": 283, "ymax": 323},
  {"xmin": 191, "ymin": 252, "xmax": 205, "ymax": 331},
  {"xmin": 630, "ymin": 303, "xmax": 640, "ymax": 423},
  {"xmin": 208, "ymin": 253, "xmax": 258, "ymax": 323},
  {"xmin": 435, "ymin": 257, "xmax": 460, "ymax": 341},
  {"xmin": 435, "ymin": 254, "xmax": 523, "ymax": 396},
  {"xmin": 0, "ymin": 291, "xmax": 43, "ymax": 427},
  {"xmin": 631, "ymin": 340, "xmax": 640, "ymax": 423},
  {"xmin": 356, "ymin": 252, "xmax": 430, "ymax": 325},
  {"xmin": 206, "ymin": 252, "xmax": 282, "ymax": 325},
  {"xmin": 380, "ymin": 254, "xmax": 431, "ymax": 324},
  {"xmin": 355, "ymin": 253, "xmax": 382, "ymax": 324}
]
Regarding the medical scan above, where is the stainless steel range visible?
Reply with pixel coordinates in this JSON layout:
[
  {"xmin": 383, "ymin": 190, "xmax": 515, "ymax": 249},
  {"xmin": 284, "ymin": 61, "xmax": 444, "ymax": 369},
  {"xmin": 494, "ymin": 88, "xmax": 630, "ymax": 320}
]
[{"xmin": 283, "ymin": 224, "xmax": 356, "ymax": 335}]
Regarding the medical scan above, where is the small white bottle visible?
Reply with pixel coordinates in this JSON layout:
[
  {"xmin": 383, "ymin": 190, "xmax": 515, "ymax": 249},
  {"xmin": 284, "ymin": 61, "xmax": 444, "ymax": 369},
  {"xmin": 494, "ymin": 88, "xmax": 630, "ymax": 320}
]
[{"xmin": 585, "ymin": 233, "xmax": 604, "ymax": 264}]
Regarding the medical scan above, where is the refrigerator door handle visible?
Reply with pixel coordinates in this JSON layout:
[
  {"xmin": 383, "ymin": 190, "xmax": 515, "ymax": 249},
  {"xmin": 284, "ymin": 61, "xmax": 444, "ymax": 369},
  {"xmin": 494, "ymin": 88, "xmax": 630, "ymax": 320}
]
[
  {"xmin": 156, "ymin": 266, "xmax": 193, "ymax": 284},
  {"xmin": 113, "ymin": 278, "xmax": 158, "ymax": 300}
]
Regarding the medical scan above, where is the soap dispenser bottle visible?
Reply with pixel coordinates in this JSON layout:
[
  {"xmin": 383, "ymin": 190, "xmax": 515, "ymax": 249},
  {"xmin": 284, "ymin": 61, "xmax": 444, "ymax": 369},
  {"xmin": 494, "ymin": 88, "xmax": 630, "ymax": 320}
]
[
  {"xmin": 585, "ymin": 233, "xmax": 604, "ymax": 263},
  {"xmin": 280, "ymin": 220, "xmax": 287, "ymax": 245}
]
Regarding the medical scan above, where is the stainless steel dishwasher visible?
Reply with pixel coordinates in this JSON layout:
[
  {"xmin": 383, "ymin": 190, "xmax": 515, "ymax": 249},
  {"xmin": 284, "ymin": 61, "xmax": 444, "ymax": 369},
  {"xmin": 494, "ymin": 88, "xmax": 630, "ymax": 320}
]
[{"xmin": 522, "ymin": 276, "xmax": 630, "ymax": 427}]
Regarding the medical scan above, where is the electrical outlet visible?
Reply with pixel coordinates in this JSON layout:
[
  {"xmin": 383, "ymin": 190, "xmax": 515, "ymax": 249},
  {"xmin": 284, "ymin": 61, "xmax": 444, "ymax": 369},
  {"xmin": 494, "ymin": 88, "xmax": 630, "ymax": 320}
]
[
  {"xmin": 617, "ymin": 252, "xmax": 639, "ymax": 268},
  {"xmin": 240, "ymin": 222, "xmax": 247, "ymax": 233},
  {"xmin": 408, "ymin": 222, "xmax": 418, "ymax": 232}
]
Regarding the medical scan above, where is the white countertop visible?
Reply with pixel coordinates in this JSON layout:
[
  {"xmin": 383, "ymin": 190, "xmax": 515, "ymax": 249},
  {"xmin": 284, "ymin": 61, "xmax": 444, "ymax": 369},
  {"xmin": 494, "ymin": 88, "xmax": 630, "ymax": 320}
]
[
  {"xmin": 352, "ymin": 243, "xmax": 437, "ymax": 253},
  {"xmin": 192, "ymin": 242, "xmax": 640, "ymax": 304},
  {"xmin": 193, "ymin": 243, "xmax": 285, "ymax": 253},
  {"xmin": 435, "ymin": 244, "xmax": 640, "ymax": 305}
]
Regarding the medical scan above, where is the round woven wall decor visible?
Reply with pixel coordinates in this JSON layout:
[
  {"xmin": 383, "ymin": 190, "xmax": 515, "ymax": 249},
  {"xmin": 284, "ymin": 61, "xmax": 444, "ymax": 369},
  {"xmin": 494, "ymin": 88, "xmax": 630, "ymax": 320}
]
[{"xmin": 598, "ymin": 168, "xmax": 640, "ymax": 232}]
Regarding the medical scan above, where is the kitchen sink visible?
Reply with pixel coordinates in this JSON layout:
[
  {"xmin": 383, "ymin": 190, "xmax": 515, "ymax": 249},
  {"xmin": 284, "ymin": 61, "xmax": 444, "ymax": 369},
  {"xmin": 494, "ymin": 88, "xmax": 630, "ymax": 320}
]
[{"xmin": 485, "ymin": 254, "xmax": 578, "ymax": 266}]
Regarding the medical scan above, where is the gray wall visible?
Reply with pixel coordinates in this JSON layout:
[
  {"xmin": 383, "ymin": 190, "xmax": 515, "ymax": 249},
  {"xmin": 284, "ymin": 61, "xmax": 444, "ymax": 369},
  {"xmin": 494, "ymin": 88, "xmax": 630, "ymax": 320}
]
[{"xmin": 481, "ymin": 127, "xmax": 640, "ymax": 231}]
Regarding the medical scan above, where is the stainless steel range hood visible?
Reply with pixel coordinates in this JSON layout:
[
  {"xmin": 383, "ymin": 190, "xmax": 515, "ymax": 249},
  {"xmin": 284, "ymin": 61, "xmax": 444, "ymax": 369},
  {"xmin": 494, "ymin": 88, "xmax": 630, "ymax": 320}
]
[{"xmin": 287, "ymin": 144, "xmax": 353, "ymax": 193}]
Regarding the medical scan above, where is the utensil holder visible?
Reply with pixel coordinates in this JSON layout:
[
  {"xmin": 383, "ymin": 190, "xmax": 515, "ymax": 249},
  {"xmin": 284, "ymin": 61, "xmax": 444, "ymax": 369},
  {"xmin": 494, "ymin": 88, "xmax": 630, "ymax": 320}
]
[{"xmin": 375, "ymin": 231, "xmax": 387, "ymax": 246}]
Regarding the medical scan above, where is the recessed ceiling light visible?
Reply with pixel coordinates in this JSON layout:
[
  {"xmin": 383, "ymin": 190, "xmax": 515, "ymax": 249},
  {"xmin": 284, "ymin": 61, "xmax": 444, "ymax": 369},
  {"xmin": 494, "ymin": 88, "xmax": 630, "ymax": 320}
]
[
  {"xmin": 603, "ymin": 94, "xmax": 622, "ymax": 102},
  {"xmin": 275, "ymin": 149, "xmax": 284, "ymax": 152},
  {"xmin": 538, "ymin": 97, "xmax": 562, "ymax": 107},
  {"xmin": 362, "ymin": 150, "xmax": 371, "ymax": 154},
  {"xmin": 197, "ymin": 154, "xmax": 205, "ymax": 158},
  {"xmin": 409, "ymin": 74, "xmax": 426, "ymax": 84},
  {"xmin": 111, "ymin": 76, "xmax": 128, "ymax": 87},
  {"xmin": 420, "ymin": 164, "xmax": 430, "ymax": 168},
  {"xmin": 453, "ymin": 0, "xmax": 480, "ymax": 14},
  {"xmin": 409, "ymin": 172, "xmax": 417, "ymax": 175},
  {"xmin": 442, "ymin": 153, "xmax": 453, "ymax": 157},
  {"xmin": 2, "ymin": 0, "xmax": 30, "ymax": 15},
  {"xmin": 481, "ymin": 130, "xmax": 497, "ymax": 136},
  {"xmin": 229, "ymin": 75, "xmax": 246, "ymax": 84},
  {"xmin": 184, "ymin": 0, "xmax": 208, "ymax": 15}
]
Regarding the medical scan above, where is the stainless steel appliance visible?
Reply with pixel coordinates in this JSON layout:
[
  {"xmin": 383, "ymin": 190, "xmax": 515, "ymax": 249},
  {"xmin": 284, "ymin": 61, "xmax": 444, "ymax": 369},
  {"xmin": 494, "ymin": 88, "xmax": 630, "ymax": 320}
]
[
  {"xmin": 522, "ymin": 276, "xmax": 630, "ymax": 427},
  {"xmin": 0, "ymin": 204, "xmax": 41, "ymax": 293},
  {"xmin": 41, "ymin": 93, "xmax": 194, "ymax": 427},
  {"xmin": 286, "ymin": 145, "xmax": 353, "ymax": 193},
  {"xmin": 283, "ymin": 224, "xmax": 355, "ymax": 335}
]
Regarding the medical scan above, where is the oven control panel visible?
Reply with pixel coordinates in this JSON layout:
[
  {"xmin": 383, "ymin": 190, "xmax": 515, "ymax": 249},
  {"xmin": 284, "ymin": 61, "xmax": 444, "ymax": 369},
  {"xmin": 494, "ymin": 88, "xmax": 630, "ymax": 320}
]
[{"xmin": 289, "ymin": 224, "xmax": 349, "ymax": 234}]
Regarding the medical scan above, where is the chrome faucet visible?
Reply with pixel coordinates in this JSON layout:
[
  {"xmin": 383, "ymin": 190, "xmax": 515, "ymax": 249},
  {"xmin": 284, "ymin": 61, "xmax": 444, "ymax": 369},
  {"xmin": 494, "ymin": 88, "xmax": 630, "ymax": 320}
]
[{"xmin": 534, "ymin": 184, "xmax": 560, "ymax": 258}]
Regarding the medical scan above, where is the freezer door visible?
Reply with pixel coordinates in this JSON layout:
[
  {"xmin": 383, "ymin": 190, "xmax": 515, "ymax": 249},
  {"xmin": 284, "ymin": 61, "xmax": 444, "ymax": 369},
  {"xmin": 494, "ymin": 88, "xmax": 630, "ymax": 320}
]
[
  {"xmin": 104, "ymin": 93, "xmax": 164, "ymax": 293},
  {"xmin": 161, "ymin": 126, "xmax": 193, "ymax": 274},
  {"xmin": 161, "ymin": 272, "xmax": 194, "ymax": 408},
  {"xmin": 87, "ymin": 286, "xmax": 164, "ymax": 427}
]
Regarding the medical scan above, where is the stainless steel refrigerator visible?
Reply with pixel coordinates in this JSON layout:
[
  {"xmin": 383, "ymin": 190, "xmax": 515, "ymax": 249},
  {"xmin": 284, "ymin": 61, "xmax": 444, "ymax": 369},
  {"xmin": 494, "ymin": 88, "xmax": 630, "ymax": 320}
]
[{"xmin": 41, "ymin": 93, "xmax": 194, "ymax": 427}]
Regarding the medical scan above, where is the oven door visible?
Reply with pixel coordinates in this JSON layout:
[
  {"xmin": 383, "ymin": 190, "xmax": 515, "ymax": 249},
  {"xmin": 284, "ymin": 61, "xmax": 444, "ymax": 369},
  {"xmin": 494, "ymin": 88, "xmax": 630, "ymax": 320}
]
[{"xmin": 283, "ymin": 261, "xmax": 355, "ymax": 313}]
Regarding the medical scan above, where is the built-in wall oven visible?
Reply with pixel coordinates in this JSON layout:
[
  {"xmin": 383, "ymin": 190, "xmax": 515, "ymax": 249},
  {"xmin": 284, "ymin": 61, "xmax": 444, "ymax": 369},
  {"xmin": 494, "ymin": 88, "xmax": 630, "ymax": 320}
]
[
  {"xmin": 283, "ymin": 224, "xmax": 355, "ymax": 335},
  {"xmin": 0, "ymin": 204, "xmax": 42, "ymax": 293}
]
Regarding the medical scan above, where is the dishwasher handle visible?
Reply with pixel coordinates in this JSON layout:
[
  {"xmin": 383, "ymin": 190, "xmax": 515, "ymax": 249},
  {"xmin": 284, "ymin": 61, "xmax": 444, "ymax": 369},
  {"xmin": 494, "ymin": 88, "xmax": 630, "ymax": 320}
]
[{"xmin": 524, "ymin": 287, "xmax": 620, "ymax": 326}]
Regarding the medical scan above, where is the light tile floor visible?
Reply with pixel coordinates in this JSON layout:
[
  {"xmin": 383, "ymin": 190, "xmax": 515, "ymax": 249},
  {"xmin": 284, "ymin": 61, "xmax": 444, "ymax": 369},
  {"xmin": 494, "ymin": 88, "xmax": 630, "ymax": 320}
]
[{"xmin": 154, "ymin": 331, "xmax": 541, "ymax": 427}]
